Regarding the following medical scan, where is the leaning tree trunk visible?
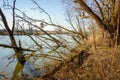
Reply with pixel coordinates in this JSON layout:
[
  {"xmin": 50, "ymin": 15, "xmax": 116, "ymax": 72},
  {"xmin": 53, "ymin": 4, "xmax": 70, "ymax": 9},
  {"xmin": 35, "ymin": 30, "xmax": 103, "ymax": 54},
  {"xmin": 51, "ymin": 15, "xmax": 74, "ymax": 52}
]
[
  {"xmin": 75, "ymin": 0, "xmax": 108, "ymax": 31},
  {"xmin": 75, "ymin": 0, "xmax": 120, "ymax": 46}
]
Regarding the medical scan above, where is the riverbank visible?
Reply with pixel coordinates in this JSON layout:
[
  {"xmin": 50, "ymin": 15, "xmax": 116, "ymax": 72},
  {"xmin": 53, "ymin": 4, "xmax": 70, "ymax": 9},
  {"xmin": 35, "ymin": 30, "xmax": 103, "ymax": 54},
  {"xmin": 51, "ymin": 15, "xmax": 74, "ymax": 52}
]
[{"xmin": 38, "ymin": 46, "xmax": 120, "ymax": 80}]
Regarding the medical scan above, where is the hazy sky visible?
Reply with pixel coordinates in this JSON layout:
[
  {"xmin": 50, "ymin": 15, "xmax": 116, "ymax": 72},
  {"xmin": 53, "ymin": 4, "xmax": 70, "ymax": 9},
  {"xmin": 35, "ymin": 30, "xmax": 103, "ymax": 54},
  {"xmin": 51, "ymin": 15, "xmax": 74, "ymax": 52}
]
[{"xmin": 0, "ymin": 0, "xmax": 69, "ymax": 30}]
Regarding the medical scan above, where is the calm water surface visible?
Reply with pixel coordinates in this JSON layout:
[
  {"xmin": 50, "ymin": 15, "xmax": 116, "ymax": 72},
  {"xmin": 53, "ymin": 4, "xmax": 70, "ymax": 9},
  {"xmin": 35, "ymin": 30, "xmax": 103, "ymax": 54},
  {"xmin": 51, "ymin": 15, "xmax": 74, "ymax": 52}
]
[{"xmin": 0, "ymin": 35, "xmax": 76, "ymax": 79}]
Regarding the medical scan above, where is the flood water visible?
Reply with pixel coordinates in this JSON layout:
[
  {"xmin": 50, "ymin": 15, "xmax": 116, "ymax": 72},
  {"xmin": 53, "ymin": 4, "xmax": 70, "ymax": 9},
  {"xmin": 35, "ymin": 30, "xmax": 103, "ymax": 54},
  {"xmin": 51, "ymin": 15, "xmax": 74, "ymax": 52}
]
[{"xmin": 0, "ymin": 35, "xmax": 76, "ymax": 79}]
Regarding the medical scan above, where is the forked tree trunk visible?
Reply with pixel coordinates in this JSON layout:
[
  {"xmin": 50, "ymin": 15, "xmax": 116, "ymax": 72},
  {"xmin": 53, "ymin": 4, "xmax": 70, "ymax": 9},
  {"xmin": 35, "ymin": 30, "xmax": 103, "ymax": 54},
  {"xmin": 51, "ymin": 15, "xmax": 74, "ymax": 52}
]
[{"xmin": 0, "ymin": 8, "xmax": 26, "ymax": 65}]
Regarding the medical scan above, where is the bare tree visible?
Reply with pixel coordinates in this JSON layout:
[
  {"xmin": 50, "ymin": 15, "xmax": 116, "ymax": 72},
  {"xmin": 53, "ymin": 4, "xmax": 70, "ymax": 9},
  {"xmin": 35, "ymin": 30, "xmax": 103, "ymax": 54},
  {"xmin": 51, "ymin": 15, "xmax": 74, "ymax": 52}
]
[
  {"xmin": 0, "ymin": 0, "xmax": 28, "ymax": 65},
  {"xmin": 74, "ymin": 0, "xmax": 120, "ymax": 46}
]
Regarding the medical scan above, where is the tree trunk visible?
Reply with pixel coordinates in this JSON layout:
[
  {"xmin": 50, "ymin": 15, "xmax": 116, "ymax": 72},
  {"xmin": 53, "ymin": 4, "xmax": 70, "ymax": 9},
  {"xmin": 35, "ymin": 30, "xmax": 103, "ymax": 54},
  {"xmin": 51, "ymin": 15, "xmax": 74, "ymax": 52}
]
[
  {"xmin": 0, "ymin": 8, "xmax": 26, "ymax": 64},
  {"xmin": 111, "ymin": 0, "xmax": 120, "ymax": 45},
  {"xmin": 75, "ymin": 0, "xmax": 107, "ymax": 31}
]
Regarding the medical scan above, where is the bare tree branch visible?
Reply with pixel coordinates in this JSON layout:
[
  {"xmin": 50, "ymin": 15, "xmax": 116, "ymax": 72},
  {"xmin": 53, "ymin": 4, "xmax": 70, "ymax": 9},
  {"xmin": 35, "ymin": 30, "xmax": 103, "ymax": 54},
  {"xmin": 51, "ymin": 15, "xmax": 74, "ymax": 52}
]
[
  {"xmin": 31, "ymin": 0, "xmax": 53, "ymax": 23},
  {"xmin": 66, "ymin": 10, "xmax": 77, "ymax": 31},
  {"xmin": 12, "ymin": 0, "xmax": 16, "ymax": 33},
  {"xmin": 0, "ymin": 44, "xmax": 36, "ymax": 52}
]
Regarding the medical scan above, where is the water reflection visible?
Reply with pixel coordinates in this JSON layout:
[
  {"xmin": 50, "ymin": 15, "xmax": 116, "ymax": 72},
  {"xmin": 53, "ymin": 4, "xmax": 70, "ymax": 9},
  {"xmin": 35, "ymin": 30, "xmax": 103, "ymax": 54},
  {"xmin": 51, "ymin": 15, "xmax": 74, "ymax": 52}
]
[
  {"xmin": 11, "ymin": 61, "xmax": 42, "ymax": 80},
  {"xmin": 11, "ymin": 62, "xmax": 24, "ymax": 80},
  {"xmin": 11, "ymin": 50, "xmax": 43, "ymax": 79},
  {"xmin": 23, "ymin": 61, "xmax": 40, "ymax": 78}
]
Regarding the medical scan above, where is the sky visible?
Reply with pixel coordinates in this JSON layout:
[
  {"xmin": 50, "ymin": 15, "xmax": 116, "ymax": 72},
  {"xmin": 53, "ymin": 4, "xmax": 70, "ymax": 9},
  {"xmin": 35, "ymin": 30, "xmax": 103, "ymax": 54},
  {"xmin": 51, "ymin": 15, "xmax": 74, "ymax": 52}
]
[{"xmin": 0, "ymin": 0, "xmax": 69, "ymax": 31}]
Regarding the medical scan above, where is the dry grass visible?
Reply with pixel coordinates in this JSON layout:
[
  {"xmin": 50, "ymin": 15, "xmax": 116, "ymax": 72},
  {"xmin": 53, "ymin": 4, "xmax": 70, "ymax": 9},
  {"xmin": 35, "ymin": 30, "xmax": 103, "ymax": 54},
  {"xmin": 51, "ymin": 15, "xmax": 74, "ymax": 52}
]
[{"xmin": 48, "ymin": 47, "xmax": 120, "ymax": 80}]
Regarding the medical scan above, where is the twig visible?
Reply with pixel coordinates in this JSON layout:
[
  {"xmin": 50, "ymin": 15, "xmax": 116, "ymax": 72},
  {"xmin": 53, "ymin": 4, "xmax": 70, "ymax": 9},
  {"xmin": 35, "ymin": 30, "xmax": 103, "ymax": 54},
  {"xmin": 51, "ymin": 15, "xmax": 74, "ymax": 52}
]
[{"xmin": 31, "ymin": 0, "xmax": 53, "ymax": 23}]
